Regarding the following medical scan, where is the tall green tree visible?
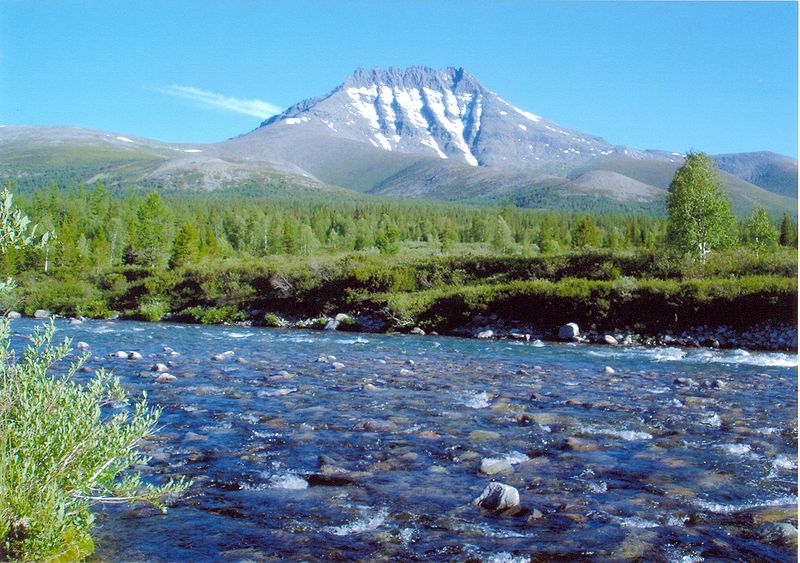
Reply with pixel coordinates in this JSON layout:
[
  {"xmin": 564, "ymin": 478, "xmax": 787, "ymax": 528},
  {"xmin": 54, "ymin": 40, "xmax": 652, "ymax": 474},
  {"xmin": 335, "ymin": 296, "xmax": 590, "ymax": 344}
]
[
  {"xmin": 666, "ymin": 152, "xmax": 737, "ymax": 262},
  {"xmin": 572, "ymin": 215, "xmax": 601, "ymax": 248},
  {"xmin": 169, "ymin": 223, "xmax": 198, "ymax": 268},
  {"xmin": 779, "ymin": 213, "xmax": 797, "ymax": 247},
  {"xmin": 375, "ymin": 214, "xmax": 400, "ymax": 255},
  {"xmin": 133, "ymin": 193, "xmax": 173, "ymax": 267},
  {"xmin": 744, "ymin": 204, "xmax": 778, "ymax": 255},
  {"xmin": 491, "ymin": 215, "xmax": 514, "ymax": 253}
]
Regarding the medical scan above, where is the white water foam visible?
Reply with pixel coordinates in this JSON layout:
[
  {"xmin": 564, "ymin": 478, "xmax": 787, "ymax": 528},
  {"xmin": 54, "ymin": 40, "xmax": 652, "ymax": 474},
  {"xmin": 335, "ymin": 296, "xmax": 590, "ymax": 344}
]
[
  {"xmin": 587, "ymin": 481, "xmax": 608, "ymax": 493},
  {"xmin": 692, "ymin": 495, "xmax": 798, "ymax": 514},
  {"xmin": 502, "ymin": 451, "xmax": 530, "ymax": 464},
  {"xmin": 337, "ymin": 337, "xmax": 369, "ymax": 344},
  {"xmin": 269, "ymin": 473, "xmax": 308, "ymax": 490},
  {"xmin": 588, "ymin": 346, "xmax": 797, "ymax": 368},
  {"xmin": 258, "ymin": 388, "xmax": 297, "ymax": 397},
  {"xmin": 224, "ymin": 331, "xmax": 252, "ymax": 339},
  {"xmin": 717, "ymin": 443, "xmax": 758, "ymax": 458},
  {"xmin": 711, "ymin": 351, "xmax": 797, "ymax": 368},
  {"xmin": 483, "ymin": 553, "xmax": 530, "ymax": 563},
  {"xmin": 581, "ymin": 426, "xmax": 653, "ymax": 441},
  {"xmin": 460, "ymin": 391, "xmax": 490, "ymax": 409},
  {"xmin": 699, "ymin": 412, "xmax": 722, "ymax": 428},
  {"xmin": 771, "ymin": 454, "xmax": 797, "ymax": 472},
  {"xmin": 324, "ymin": 507, "xmax": 389, "ymax": 536},
  {"xmin": 617, "ymin": 516, "xmax": 660, "ymax": 528}
]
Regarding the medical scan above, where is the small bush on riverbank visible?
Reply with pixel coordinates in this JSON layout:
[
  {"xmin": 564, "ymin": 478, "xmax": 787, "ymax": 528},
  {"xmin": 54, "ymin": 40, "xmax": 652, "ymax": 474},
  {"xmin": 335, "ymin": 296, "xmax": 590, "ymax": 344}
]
[{"xmin": 0, "ymin": 320, "xmax": 189, "ymax": 560}]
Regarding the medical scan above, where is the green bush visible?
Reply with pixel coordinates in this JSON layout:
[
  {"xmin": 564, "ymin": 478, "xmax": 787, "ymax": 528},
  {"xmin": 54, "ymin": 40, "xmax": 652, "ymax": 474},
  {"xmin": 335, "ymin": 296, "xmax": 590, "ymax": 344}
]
[
  {"xmin": 373, "ymin": 275, "xmax": 797, "ymax": 333},
  {"xmin": 263, "ymin": 312, "xmax": 284, "ymax": 327},
  {"xmin": 0, "ymin": 321, "xmax": 189, "ymax": 560},
  {"xmin": 178, "ymin": 305, "xmax": 248, "ymax": 325},
  {"xmin": 19, "ymin": 275, "xmax": 110, "ymax": 318},
  {"xmin": 134, "ymin": 299, "xmax": 171, "ymax": 322}
]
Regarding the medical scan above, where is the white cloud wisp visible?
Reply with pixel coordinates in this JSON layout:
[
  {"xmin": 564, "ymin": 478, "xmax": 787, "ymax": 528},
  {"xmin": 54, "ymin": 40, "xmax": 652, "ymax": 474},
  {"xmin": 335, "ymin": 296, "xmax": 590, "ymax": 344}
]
[{"xmin": 159, "ymin": 85, "xmax": 282, "ymax": 118}]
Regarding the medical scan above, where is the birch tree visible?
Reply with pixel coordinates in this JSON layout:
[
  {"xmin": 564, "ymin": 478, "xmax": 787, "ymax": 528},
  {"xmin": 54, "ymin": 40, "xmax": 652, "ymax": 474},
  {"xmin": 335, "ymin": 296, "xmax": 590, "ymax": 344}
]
[{"xmin": 666, "ymin": 152, "xmax": 736, "ymax": 262}]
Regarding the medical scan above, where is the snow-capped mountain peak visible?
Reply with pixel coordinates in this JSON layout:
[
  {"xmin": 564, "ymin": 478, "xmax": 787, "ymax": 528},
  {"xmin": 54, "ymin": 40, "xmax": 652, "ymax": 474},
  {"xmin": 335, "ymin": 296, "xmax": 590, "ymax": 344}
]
[{"xmin": 254, "ymin": 66, "xmax": 670, "ymax": 174}]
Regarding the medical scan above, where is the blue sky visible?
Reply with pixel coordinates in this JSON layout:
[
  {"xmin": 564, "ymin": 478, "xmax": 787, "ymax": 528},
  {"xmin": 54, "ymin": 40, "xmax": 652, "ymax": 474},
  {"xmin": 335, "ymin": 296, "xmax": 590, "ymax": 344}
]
[{"xmin": 1, "ymin": 1, "xmax": 797, "ymax": 156}]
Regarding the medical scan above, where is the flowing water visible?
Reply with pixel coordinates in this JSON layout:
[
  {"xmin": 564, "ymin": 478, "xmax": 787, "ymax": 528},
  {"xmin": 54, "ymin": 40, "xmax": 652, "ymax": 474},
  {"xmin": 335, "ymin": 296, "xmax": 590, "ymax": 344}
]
[{"xmin": 11, "ymin": 319, "xmax": 797, "ymax": 561}]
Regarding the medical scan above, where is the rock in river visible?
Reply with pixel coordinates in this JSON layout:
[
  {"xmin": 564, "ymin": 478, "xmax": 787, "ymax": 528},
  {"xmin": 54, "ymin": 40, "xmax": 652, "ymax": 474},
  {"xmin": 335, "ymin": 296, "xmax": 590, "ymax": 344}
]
[
  {"xmin": 558, "ymin": 323, "xmax": 580, "ymax": 341},
  {"xmin": 473, "ymin": 482, "xmax": 520, "ymax": 511},
  {"xmin": 480, "ymin": 458, "xmax": 514, "ymax": 475}
]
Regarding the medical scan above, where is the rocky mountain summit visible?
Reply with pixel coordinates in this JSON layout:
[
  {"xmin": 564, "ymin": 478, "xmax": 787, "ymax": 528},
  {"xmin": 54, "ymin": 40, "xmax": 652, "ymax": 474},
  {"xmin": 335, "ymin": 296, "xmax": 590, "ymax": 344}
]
[{"xmin": 253, "ymin": 66, "xmax": 674, "ymax": 173}]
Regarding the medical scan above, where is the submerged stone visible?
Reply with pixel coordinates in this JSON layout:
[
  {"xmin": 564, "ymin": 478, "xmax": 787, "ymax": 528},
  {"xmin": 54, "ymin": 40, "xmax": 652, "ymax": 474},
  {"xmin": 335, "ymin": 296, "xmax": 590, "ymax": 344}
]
[
  {"xmin": 480, "ymin": 458, "xmax": 514, "ymax": 476},
  {"xmin": 469, "ymin": 430, "xmax": 501, "ymax": 442}
]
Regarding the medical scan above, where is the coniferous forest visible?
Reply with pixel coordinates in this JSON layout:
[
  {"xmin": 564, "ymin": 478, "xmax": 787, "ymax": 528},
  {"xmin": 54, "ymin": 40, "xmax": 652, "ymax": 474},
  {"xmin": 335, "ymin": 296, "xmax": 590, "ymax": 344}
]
[{"xmin": 0, "ymin": 180, "xmax": 795, "ymax": 339}]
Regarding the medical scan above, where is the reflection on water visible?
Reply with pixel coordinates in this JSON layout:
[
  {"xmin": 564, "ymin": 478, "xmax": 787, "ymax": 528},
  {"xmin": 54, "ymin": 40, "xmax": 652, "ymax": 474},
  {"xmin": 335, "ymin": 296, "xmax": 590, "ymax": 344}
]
[{"xmin": 11, "ymin": 319, "xmax": 795, "ymax": 561}]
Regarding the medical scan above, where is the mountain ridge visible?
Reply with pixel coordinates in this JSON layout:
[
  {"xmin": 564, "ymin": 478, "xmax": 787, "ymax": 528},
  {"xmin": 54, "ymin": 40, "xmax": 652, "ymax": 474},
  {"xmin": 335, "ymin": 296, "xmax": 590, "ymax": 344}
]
[{"xmin": 0, "ymin": 66, "xmax": 796, "ymax": 215}]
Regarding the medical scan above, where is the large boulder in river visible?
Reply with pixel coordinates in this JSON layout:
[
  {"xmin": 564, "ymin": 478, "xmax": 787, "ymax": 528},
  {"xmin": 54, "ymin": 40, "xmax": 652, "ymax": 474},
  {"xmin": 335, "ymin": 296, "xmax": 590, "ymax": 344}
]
[
  {"xmin": 558, "ymin": 323, "xmax": 580, "ymax": 341},
  {"xmin": 33, "ymin": 309, "xmax": 51, "ymax": 319},
  {"xmin": 473, "ymin": 482, "xmax": 520, "ymax": 511},
  {"xmin": 6, "ymin": 311, "xmax": 21, "ymax": 319}
]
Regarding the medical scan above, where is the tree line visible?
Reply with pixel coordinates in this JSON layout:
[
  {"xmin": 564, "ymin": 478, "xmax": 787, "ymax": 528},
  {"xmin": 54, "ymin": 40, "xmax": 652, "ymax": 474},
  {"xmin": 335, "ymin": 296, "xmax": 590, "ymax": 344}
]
[{"xmin": 0, "ymin": 171, "xmax": 795, "ymax": 279}]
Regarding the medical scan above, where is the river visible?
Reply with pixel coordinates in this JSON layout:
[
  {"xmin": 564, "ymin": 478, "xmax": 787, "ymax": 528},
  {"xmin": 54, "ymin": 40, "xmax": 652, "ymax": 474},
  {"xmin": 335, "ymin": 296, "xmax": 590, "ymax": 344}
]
[{"xmin": 12, "ymin": 319, "xmax": 797, "ymax": 561}]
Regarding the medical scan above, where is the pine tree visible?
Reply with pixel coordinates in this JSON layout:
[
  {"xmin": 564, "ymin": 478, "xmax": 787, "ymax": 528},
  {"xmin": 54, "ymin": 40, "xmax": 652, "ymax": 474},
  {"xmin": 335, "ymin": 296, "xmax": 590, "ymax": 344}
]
[
  {"xmin": 779, "ymin": 213, "xmax": 797, "ymax": 247},
  {"xmin": 375, "ymin": 214, "xmax": 400, "ymax": 255},
  {"xmin": 133, "ymin": 193, "xmax": 173, "ymax": 267},
  {"xmin": 169, "ymin": 223, "xmax": 198, "ymax": 268},
  {"xmin": 572, "ymin": 215, "xmax": 601, "ymax": 248}
]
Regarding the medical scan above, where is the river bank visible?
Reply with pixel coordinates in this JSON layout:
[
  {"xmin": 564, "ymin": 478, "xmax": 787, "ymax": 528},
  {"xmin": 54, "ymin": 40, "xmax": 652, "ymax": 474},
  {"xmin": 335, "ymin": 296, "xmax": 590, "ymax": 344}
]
[
  {"xmin": 17, "ymin": 306, "xmax": 797, "ymax": 352},
  {"xmin": 12, "ymin": 251, "xmax": 797, "ymax": 352},
  {"xmin": 250, "ymin": 312, "xmax": 799, "ymax": 352}
]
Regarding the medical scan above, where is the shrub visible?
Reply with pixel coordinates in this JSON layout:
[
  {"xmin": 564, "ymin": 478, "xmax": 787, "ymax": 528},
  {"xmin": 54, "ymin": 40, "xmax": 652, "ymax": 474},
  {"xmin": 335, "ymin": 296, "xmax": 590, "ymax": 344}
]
[
  {"xmin": 263, "ymin": 312, "xmax": 285, "ymax": 327},
  {"xmin": 19, "ymin": 275, "xmax": 110, "ymax": 318},
  {"xmin": 0, "ymin": 321, "xmax": 189, "ymax": 560},
  {"xmin": 135, "ymin": 299, "xmax": 171, "ymax": 322},
  {"xmin": 179, "ymin": 305, "xmax": 248, "ymax": 325}
]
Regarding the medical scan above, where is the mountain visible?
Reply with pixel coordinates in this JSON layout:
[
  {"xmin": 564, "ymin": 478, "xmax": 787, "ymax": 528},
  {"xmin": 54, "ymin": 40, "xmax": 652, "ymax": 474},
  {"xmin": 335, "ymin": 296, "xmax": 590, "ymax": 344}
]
[
  {"xmin": 223, "ymin": 66, "xmax": 684, "ymax": 178},
  {"xmin": 0, "ymin": 125, "xmax": 342, "ymax": 196},
  {"xmin": 713, "ymin": 152, "xmax": 798, "ymax": 199},
  {"xmin": 0, "ymin": 66, "xmax": 796, "ymax": 216}
]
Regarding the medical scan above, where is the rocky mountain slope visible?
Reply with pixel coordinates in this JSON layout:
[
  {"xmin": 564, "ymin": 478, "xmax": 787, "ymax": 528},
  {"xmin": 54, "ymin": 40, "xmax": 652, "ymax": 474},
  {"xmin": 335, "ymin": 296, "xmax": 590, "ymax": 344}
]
[{"xmin": 0, "ymin": 67, "xmax": 796, "ymax": 215}]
